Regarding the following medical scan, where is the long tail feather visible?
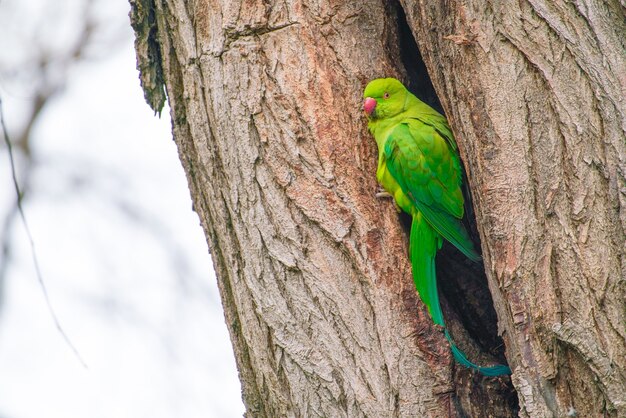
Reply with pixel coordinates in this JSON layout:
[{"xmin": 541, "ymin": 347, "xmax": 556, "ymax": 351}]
[
  {"xmin": 410, "ymin": 214, "xmax": 511, "ymax": 376},
  {"xmin": 410, "ymin": 213, "xmax": 443, "ymax": 326},
  {"xmin": 445, "ymin": 330, "xmax": 512, "ymax": 376}
]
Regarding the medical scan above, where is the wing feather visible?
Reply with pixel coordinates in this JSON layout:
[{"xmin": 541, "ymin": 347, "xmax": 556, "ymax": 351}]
[{"xmin": 384, "ymin": 122, "xmax": 480, "ymax": 261}]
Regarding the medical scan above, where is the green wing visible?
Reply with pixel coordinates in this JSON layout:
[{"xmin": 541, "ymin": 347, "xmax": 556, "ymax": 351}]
[
  {"xmin": 408, "ymin": 100, "xmax": 458, "ymax": 152},
  {"xmin": 384, "ymin": 121, "xmax": 480, "ymax": 261},
  {"xmin": 416, "ymin": 115, "xmax": 457, "ymax": 152}
]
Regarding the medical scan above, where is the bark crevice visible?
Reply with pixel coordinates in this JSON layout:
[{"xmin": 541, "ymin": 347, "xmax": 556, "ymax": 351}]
[{"xmin": 391, "ymin": 3, "xmax": 518, "ymax": 414}]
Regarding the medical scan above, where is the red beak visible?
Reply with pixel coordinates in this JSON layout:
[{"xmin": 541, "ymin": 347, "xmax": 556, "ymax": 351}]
[{"xmin": 363, "ymin": 97, "xmax": 377, "ymax": 116}]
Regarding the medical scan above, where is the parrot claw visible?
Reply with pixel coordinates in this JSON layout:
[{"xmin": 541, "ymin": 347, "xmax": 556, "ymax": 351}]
[{"xmin": 376, "ymin": 190, "xmax": 401, "ymax": 212}]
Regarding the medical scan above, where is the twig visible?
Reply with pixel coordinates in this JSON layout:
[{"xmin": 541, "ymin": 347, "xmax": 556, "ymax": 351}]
[{"xmin": 0, "ymin": 95, "xmax": 87, "ymax": 368}]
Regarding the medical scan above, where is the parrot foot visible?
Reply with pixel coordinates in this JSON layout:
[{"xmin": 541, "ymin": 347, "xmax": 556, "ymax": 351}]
[{"xmin": 376, "ymin": 190, "xmax": 401, "ymax": 213}]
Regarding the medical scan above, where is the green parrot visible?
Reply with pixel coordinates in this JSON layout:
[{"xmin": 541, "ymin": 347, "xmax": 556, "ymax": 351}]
[{"xmin": 363, "ymin": 77, "xmax": 510, "ymax": 376}]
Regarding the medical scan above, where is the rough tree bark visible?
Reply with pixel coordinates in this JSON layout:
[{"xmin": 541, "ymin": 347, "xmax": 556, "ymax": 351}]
[{"xmin": 130, "ymin": 0, "xmax": 625, "ymax": 417}]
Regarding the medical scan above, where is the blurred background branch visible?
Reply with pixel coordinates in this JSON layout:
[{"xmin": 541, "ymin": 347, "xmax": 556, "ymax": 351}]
[
  {"xmin": 0, "ymin": 0, "xmax": 242, "ymax": 416},
  {"xmin": 0, "ymin": 0, "xmax": 104, "ymax": 307}
]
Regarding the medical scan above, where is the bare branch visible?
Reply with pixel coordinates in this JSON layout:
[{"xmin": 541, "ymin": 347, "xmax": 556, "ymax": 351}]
[{"xmin": 0, "ymin": 95, "xmax": 87, "ymax": 367}]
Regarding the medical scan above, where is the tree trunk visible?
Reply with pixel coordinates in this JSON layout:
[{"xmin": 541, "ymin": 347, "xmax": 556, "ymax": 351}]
[{"xmin": 130, "ymin": 0, "xmax": 625, "ymax": 417}]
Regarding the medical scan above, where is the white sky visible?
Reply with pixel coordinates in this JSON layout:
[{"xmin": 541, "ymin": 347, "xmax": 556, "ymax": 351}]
[{"xmin": 0, "ymin": 1, "xmax": 244, "ymax": 417}]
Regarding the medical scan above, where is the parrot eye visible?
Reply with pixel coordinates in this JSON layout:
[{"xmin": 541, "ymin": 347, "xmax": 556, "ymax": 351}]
[{"xmin": 383, "ymin": 92, "xmax": 390, "ymax": 99}]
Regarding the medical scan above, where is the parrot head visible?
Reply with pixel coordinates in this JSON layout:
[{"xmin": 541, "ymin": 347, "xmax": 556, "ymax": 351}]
[{"xmin": 363, "ymin": 78, "xmax": 408, "ymax": 120}]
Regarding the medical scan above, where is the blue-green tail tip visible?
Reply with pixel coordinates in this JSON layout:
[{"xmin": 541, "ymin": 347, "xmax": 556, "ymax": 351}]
[{"xmin": 444, "ymin": 330, "xmax": 511, "ymax": 377}]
